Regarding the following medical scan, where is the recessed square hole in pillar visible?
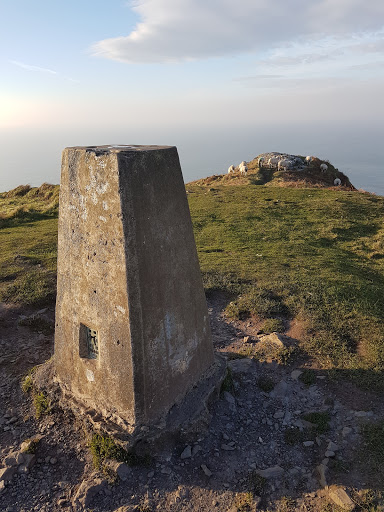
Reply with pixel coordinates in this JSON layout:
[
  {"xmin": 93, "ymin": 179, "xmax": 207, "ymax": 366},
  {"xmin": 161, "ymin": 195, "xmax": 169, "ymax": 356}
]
[{"xmin": 79, "ymin": 324, "xmax": 99, "ymax": 359}]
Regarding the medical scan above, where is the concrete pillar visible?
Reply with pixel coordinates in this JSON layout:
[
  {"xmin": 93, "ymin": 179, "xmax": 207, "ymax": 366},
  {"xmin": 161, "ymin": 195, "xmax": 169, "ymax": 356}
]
[{"xmin": 54, "ymin": 145, "xmax": 215, "ymax": 432}]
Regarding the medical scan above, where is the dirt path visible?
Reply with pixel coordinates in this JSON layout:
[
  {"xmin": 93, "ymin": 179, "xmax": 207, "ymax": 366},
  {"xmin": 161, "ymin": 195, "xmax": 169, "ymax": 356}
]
[{"xmin": 0, "ymin": 296, "xmax": 383, "ymax": 512}]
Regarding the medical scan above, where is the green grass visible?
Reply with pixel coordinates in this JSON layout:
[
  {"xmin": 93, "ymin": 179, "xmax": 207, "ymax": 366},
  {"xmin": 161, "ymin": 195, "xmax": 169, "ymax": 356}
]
[
  {"xmin": 221, "ymin": 368, "xmax": 235, "ymax": 394},
  {"xmin": 187, "ymin": 180, "xmax": 384, "ymax": 386},
  {"xmin": 302, "ymin": 411, "xmax": 330, "ymax": 434},
  {"xmin": 284, "ymin": 427, "xmax": 304, "ymax": 445},
  {"xmin": 361, "ymin": 420, "xmax": 384, "ymax": 481},
  {"xmin": 234, "ymin": 491, "xmax": 255, "ymax": 511},
  {"xmin": 21, "ymin": 437, "xmax": 41, "ymax": 454},
  {"xmin": 0, "ymin": 184, "xmax": 58, "ymax": 305},
  {"xmin": 33, "ymin": 391, "xmax": 51, "ymax": 419},
  {"xmin": 89, "ymin": 433, "xmax": 151, "ymax": 470},
  {"xmin": 299, "ymin": 369, "xmax": 316, "ymax": 387},
  {"xmin": 257, "ymin": 376, "xmax": 275, "ymax": 392},
  {"xmin": 260, "ymin": 318, "xmax": 285, "ymax": 333},
  {"xmin": 21, "ymin": 373, "xmax": 34, "ymax": 394},
  {"xmin": 2, "ymin": 179, "xmax": 384, "ymax": 388},
  {"xmin": 247, "ymin": 470, "xmax": 267, "ymax": 495}
]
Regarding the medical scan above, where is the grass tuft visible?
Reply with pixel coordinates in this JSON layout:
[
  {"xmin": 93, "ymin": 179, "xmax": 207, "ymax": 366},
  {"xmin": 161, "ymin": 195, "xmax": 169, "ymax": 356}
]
[
  {"xmin": 260, "ymin": 318, "xmax": 285, "ymax": 333},
  {"xmin": 361, "ymin": 420, "xmax": 384, "ymax": 479},
  {"xmin": 299, "ymin": 369, "xmax": 316, "ymax": 387},
  {"xmin": 221, "ymin": 368, "xmax": 235, "ymax": 394},
  {"xmin": 33, "ymin": 391, "xmax": 51, "ymax": 419},
  {"xmin": 22, "ymin": 437, "xmax": 41, "ymax": 454},
  {"xmin": 284, "ymin": 427, "xmax": 304, "ymax": 445},
  {"xmin": 302, "ymin": 411, "xmax": 330, "ymax": 434},
  {"xmin": 89, "ymin": 433, "xmax": 151, "ymax": 470},
  {"xmin": 21, "ymin": 374, "xmax": 34, "ymax": 394},
  {"xmin": 257, "ymin": 376, "xmax": 275, "ymax": 392},
  {"xmin": 247, "ymin": 470, "xmax": 267, "ymax": 495},
  {"xmin": 225, "ymin": 288, "xmax": 289, "ymax": 321},
  {"xmin": 234, "ymin": 491, "xmax": 254, "ymax": 511}
]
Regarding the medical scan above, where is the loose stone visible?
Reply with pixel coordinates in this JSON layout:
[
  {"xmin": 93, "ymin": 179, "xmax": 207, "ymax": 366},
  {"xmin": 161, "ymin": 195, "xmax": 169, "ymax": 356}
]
[
  {"xmin": 221, "ymin": 444, "xmax": 236, "ymax": 451},
  {"xmin": 256, "ymin": 466, "xmax": 284, "ymax": 478},
  {"xmin": 328, "ymin": 486, "xmax": 355, "ymax": 511},
  {"xmin": 180, "ymin": 446, "xmax": 192, "ymax": 459},
  {"xmin": 201, "ymin": 464, "xmax": 212, "ymax": 477}
]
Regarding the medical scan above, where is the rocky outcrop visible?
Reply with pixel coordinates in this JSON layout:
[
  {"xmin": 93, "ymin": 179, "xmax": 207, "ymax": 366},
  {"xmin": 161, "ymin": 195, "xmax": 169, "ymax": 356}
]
[{"xmin": 248, "ymin": 152, "xmax": 355, "ymax": 189}]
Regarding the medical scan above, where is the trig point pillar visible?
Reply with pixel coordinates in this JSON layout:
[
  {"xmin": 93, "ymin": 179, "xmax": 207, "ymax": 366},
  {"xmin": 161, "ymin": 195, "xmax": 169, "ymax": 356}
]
[{"xmin": 54, "ymin": 145, "xmax": 218, "ymax": 434}]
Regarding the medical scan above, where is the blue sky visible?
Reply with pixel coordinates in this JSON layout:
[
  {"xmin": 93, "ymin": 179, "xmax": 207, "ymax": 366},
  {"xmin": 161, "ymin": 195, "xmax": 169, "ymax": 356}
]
[{"xmin": 1, "ymin": 0, "xmax": 383, "ymax": 191}]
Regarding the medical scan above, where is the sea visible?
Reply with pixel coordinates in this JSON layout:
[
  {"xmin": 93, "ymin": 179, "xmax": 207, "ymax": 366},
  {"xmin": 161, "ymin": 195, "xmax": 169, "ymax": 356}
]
[{"xmin": 0, "ymin": 122, "xmax": 383, "ymax": 196}]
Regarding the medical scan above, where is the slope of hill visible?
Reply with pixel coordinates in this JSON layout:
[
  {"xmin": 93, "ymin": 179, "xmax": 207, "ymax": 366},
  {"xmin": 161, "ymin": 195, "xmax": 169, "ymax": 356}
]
[
  {"xmin": 0, "ymin": 184, "xmax": 59, "ymax": 305},
  {"xmin": 1, "ymin": 180, "xmax": 384, "ymax": 511},
  {"xmin": 1, "ymin": 180, "xmax": 383, "ymax": 378},
  {"xmin": 186, "ymin": 181, "xmax": 384, "ymax": 382}
]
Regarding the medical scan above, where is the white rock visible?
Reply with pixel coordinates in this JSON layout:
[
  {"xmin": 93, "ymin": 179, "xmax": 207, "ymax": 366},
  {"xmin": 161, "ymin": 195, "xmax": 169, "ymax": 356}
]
[{"xmin": 303, "ymin": 441, "xmax": 314, "ymax": 447}]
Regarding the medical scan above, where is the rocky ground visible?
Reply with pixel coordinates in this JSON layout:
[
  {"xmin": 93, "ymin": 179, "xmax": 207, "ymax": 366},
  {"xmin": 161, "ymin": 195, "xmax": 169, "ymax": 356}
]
[{"xmin": 0, "ymin": 295, "xmax": 383, "ymax": 512}]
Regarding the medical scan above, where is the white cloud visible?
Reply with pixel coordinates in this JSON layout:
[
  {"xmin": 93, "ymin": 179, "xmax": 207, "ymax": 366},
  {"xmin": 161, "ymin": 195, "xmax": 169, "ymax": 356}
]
[{"xmin": 90, "ymin": 0, "xmax": 384, "ymax": 63}]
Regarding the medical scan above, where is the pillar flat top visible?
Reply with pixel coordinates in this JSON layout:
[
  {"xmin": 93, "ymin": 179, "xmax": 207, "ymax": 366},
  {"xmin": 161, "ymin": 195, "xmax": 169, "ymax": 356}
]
[{"xmin": 65, "ymin": 145, "xmax": 175, "ymax": 153}]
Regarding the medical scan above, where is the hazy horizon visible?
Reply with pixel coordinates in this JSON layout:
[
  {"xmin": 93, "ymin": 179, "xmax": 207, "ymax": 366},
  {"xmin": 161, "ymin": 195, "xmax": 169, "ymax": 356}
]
[
  {"xmin": 1, "ymin": 120, "xmax": 383, "ymax": 196},
  {"xmin": 1, "ymin": 0, "xmax": 383, "ymax": 195}
]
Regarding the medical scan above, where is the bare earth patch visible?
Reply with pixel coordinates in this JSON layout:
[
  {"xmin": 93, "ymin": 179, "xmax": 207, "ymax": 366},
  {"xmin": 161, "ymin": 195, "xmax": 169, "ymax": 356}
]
[{"xmin": 0, "ymin": 295, "xmax": 383, "ymax": 512}]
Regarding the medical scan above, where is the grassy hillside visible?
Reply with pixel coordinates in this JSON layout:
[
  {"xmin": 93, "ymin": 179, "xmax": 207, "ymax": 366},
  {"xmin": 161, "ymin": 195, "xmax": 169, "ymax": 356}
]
[
  {"xmin": 187, "ymin": 179, "xmax": 384, "ymax": 383},
  {"xmin": 1, "ymin": 178, "xmax": 384, "ymax": 388},
  {"xmin": 0, "ymin": 184, "xmax": 59, "ymax": 305}
]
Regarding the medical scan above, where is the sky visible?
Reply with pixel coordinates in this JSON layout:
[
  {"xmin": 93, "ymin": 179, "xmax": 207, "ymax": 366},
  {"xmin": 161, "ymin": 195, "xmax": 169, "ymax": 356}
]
[{"xmin": 1, "ymin": 0, "xmax": 384, "ymax": 193}]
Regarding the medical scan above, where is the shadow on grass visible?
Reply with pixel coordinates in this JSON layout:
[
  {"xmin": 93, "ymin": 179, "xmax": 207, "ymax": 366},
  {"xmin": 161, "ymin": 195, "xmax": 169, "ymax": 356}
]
[{"xmin": 0, "ymin": 210, "xmax": 58, "ymax": 229}]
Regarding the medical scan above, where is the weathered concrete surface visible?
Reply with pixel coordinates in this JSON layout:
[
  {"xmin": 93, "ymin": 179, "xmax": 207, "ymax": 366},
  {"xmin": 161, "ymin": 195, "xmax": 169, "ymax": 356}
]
[{"xmin": 54, "ymin": 145, "xmax": 215, "ymax": 431}]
